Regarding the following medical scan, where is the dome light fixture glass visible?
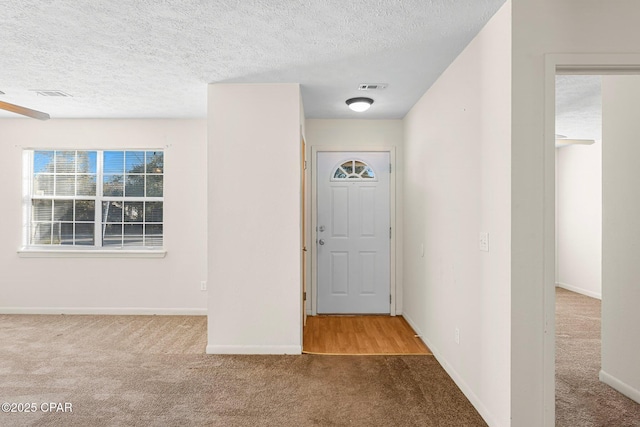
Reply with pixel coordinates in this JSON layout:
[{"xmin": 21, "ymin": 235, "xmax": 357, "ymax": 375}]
[{"xmin": 346, "ymin": 97, "xmax": 374, "ymax": 112}]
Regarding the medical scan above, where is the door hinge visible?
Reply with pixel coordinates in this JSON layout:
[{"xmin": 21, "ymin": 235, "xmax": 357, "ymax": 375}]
[
  {"xmin": 389, "ymin": 163, "xmax": 392, "ymax": 173},
  {"xmin": 303, "ymin": 292, "xmax": 307, "ymax": 301},
  {"xmin": 390, "ymin": 294, "xmax": 392, "ymax": 304},
  {"xmin": 389, "ymin": 227, "xmax": 392, "ymax": 239},
  {"xmin": 304, "ymin": 160, "xmax": 307, "ymax": 170}
]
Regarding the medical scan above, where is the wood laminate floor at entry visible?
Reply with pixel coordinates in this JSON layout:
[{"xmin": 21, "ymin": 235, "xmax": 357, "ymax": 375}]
[{"xmin": 303, "ymin": 315, "xmax": 431, "ymax": 355}]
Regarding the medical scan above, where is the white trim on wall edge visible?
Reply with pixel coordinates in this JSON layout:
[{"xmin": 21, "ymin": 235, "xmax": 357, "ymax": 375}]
[
  {"xmin": 206, "ymin": 345, "xmax": 302, "ymax": 355},
  {"xmin": 555, "ymin": 282, "xmax": 601, "ymax": 300},
  {"xmin": 600, "ymin": 370, "xmax": 640, "ymax": 404},
  {"xmin": 0, "ymin": 307, "xmax": 206, "ymax": 315},
  {"xmin": 402, "ymin": 312, "xmax": 500, "ymax": 427}
]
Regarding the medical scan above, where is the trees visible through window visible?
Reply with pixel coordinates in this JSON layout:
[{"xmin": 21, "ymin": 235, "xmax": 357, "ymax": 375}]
[
  {"xmin": 332, "ymin": 160, "xmax": 376, "ymax": 181},
  {"xmin": 27, "ymin": 150, "xmax": 163, "ymax": 248}
]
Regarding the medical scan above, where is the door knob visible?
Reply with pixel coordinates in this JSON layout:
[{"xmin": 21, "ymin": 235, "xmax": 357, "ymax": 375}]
[{"xmin": 318, "ymin": 239, "xmax": 325, "ymax": 245}]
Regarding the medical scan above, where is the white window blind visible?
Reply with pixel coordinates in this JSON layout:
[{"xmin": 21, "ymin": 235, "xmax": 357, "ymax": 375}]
[{"xmin": 26, "ymin": 150, "xmax": 164, "ymax": 249}]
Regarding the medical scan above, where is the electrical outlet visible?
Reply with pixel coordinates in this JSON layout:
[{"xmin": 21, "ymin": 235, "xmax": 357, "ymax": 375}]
[
  {"xmin": 200, "ymin": 281, "xmax": 207, "ymax": 291},
  {"xmin": 455, "ymin": 328, "xmax": 460, "ymax": 344}
]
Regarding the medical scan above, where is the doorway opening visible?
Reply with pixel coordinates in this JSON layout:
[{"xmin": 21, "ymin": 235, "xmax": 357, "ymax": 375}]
[
  {"xmin": 309, "ymin": 147, "xmax": 398, "ymax": 316},
  {"xmin": 304, "ymin": 147, "xmax": 426, "ymax": 355},
  {"xmin": 316, "ymin": 152, "xmax": 390, "ymax": 314},
  {"xmin": 554, "ymin": 74, "xmax": 607, "ymax": 424},
  {"xmin": 546, "ymin": 55, "xmax": 640, "ymax": 425}
]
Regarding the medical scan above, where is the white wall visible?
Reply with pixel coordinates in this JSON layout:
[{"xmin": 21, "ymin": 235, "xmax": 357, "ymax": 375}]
[
  {"xmin": 556, "ymin": 143, "xmax": 602, "ymax": 299},
  {"xmin": 511, "ymin": 1, "xmax": 640, "ymax": 425},
  {"xmin": 600, "ymin": 75, "xmax": 640, "ymax": 404},
  {"xmin": 304, "ymin": 119, "xmax": 403, "ymax": 314},
  {"xmin": 0, "ymin": 119, "xmax": 208, "ymax": 314},
  {"xmin": 402, "ymin": 3, "xmax": 511, "ymax": 426},
  {"xmin": 207, "ymin": 83, "xmax": 302, "ymax": 354}
]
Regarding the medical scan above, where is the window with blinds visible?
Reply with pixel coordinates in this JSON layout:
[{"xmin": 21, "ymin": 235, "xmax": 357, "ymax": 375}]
[{"xmin": 26, "ymin": 150, "xmax": 164, "ymax": 249}]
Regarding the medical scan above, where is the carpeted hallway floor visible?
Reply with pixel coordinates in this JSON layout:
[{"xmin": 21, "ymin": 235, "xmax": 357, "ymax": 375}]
[
  {"xmin": 5, "ymin": 289, "xmax": 640, "ymax": 427},
  {"xmin": 0, "ymin": 314, "xmax": 486, "ymax": 426},
  {"xmin": 556, "ymin": 287, "xmax": 640, "ymax": 427},
  {"xmin": 3, "ymin": 293, "xmax": 640, "ymax": 426}
]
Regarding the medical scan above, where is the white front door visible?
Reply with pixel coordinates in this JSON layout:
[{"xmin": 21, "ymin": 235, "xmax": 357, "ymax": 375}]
[{"xmin": 317, "ymin": 152, "xmax": 390, "ymax": 314}]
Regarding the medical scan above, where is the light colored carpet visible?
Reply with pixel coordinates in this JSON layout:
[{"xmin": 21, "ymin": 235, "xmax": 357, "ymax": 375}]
[
  {"xmin": 556, "ymin": 288, "xmax": 640, "ymax": 427},
  {"xmin": 0, "ymin": 314, "xmax": 486, "ymax": 426}
]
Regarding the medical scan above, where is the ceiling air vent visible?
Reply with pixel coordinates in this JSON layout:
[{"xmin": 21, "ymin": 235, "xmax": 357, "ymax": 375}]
[
  {"xmin": 31, "ymin": 90, "xmax": 72, "ymax": 97},
  {"xmin": 358, "ymin": 83, "xmax": 388, "ymax": 91}
]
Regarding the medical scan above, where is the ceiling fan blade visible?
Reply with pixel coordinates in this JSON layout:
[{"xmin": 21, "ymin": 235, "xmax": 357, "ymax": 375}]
[
  {"xmin": 555, "ymin": 138, "xmax": 595, "ymax": 145},
  {"xmin": 0, "ymin": 100, "xmax": 50, "ymax": 120}
]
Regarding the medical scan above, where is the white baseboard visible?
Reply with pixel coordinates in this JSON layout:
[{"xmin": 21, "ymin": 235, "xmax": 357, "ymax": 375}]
[
  {"xmin": 402, "ymin": 312, "xmax": 500, "ymax": 427},
  {"xmin": 600, "ymin": 370, "xmax": 640, "ymax": 404},
  {"xmin": 0, "ymin": 307, "xmax": 207, "ymax": 316},
  {"xmin": 206, "ymin": 344, "xmax": 302, "ymax": 355},
  {"xmin": 555, "ymin": 282, "xmax": 601, "ymax": 300}
]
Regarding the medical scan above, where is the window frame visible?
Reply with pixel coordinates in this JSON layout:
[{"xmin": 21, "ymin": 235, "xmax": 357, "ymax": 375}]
[
  {"xmin": 330, "ymin": 159, "xmax": 378, "ymax": 182},
  {"xmin": 19, "ymin": 149, "xmax": 166, "ymax": 258}
]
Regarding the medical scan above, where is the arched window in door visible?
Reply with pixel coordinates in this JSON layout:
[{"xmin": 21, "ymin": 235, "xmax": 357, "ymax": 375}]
[{"xmin": 331, "ymin": 160, "xmax": 377, "ymax": 181}]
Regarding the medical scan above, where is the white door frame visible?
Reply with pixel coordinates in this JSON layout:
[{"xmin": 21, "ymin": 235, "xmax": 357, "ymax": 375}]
[
  {"xmin": 310, "ymin": 146, "xmax": 397, "ymax": 316},
  {"xmin": 543, "ymin": 53, "xmax": 640, "ymax": 426}
]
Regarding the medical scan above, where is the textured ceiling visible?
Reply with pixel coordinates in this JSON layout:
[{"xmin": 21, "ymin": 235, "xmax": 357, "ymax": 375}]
[
  {"xmin": 556, "ymin": 75, "xmax": 602, "ymax": 141},
  {"xmin": 0, "ymin": 0, "xmax": 505, "ymax": 119}
]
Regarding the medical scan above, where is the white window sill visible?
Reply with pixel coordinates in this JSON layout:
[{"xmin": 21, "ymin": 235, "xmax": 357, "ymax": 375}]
[{"xmin": 17, "ymin": 247, "xmax": 167, "ymax": 259}]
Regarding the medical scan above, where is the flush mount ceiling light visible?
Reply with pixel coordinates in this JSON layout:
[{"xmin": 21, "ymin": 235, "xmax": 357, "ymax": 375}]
[{"xmin": 346, "ymin": 97, "xmax": 373, "ymax": 112}]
